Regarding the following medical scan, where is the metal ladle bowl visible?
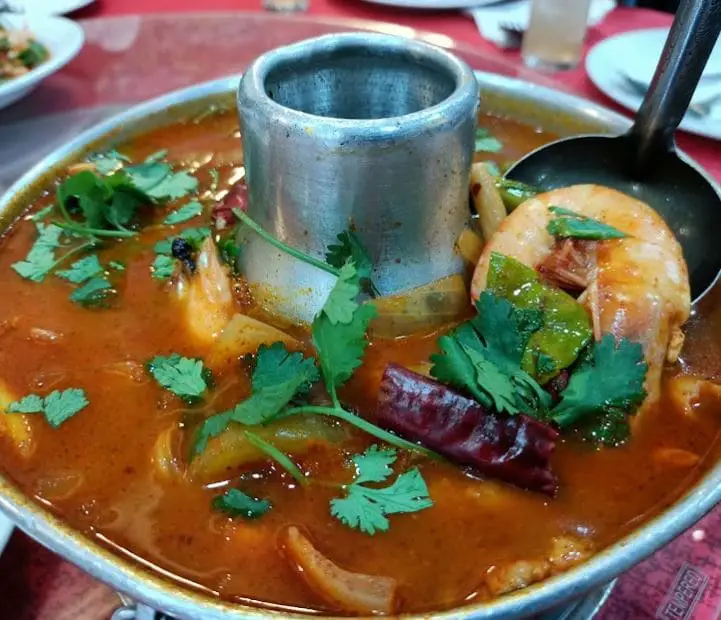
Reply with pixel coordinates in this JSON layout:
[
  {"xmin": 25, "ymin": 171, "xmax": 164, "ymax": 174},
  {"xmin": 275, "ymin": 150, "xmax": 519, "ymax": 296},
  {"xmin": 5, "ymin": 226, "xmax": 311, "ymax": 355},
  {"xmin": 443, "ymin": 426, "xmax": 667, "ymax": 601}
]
[
  {"xmin": 237, "ymin": 33, "xmax": 479, "ymax": 323},
  {"xmin": 507, "ymin": 0, "xmax": 721, "ymax": 302}
]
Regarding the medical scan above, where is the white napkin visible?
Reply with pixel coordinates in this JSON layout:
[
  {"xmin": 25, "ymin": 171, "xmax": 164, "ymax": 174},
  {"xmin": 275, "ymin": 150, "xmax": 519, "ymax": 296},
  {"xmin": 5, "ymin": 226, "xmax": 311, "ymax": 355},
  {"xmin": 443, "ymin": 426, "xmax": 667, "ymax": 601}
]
[{"xmin": 468, "ymin": 0, "xmax": 616, "ymax": 49}]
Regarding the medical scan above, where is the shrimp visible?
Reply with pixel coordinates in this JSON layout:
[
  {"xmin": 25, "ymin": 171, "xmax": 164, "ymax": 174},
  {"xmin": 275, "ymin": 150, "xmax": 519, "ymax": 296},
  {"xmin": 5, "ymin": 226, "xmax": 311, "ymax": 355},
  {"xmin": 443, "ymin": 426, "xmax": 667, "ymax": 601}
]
[
  {"xmin": 471, "ymin": 184, "xmax": 691, "ymax": 409},
  {"xmin": 175, "ymin": 237, "xmax": 234, "ymax": 346}
]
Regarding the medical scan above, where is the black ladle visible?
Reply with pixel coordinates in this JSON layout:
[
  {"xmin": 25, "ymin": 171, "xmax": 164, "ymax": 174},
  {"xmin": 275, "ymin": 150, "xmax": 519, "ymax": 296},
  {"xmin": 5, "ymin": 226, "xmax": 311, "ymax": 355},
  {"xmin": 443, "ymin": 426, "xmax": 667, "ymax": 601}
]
[{"xmin": 507, "ymin": 0, "xmax": 721, "ymax": 302}]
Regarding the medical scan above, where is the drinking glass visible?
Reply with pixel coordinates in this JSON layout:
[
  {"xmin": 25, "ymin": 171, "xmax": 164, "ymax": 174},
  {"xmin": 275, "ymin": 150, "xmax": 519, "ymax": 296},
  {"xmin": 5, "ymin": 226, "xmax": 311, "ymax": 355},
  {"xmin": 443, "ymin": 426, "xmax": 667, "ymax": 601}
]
[{"xmin": 522, "ymin": 0, "xmax": 593, "ymax": 71}]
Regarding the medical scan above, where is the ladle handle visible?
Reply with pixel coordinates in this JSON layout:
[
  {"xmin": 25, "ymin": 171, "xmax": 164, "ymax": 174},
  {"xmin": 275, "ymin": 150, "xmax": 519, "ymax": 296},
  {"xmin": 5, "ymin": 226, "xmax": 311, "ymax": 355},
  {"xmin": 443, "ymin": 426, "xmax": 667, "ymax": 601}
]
[{"xmin": 628, "ymin": 0, "xmax": 721, "ymax": 173}]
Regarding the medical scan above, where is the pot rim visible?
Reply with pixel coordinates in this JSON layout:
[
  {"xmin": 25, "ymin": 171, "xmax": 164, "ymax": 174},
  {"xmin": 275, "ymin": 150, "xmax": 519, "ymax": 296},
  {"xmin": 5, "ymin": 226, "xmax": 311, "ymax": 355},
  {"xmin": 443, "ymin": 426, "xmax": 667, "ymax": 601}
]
[
  {"xmin": 0, "ymin": 70, "xmax": 719, "ymax": 620},
  {"xmin": 238, "ymin": 32, "xmax": 480, "ymax": 143}
]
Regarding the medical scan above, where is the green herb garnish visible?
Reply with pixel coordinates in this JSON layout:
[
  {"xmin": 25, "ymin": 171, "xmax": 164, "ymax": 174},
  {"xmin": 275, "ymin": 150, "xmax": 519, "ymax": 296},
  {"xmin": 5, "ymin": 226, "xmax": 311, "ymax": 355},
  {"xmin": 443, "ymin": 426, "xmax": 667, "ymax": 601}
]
[
  {"xmin": 330, "ymin": 446, "xmax": 433, "ymax": 535},
  {"xmin": 7, "ymin": 388, "xmax": 89, "ymax": 429},
  {"xmin": 56, "ymin": 255, "xmax": 103, "ymax": 283},
  {"xmin": 17, "ymin": 40, "xmax": 48, "ymax": 68},
  {"xmin": 212, "ymin": 488, "xmax": 271, "ymax": 519},
  {"xmin": 70, "ymin": 276, "xmax": 114, "ymax": 307},
  {"xmin": 474, "ymin": 127, "xmax": 503, "ymax": 153},
  {"xmin": 147, "ymin": 354, "xmax": 213, "ymax": 402},
  {"xmin": 192, "ymin": 343, "xmax": 319, "ymax": 456},
  {"xmin": 551, "ymin": 334, "xmax": 647, "ymax": 436},
  {"xmin": 89, "ymin": 150, "xmax": 131, "ymax": 175},
  {"xmin": 218, "ymin": 234, "xmax": 241, "ymax": 273},
  {"xmin": 431, "ymin": 291, "xmax": 550, "ymax": 416},
  {"xmin": 123, "ymin": 162, "xmax": 197, "ymax": 201},
  {"xmin": 325, "ymin": 230, "xmax": 378, "ymax": 296},
  {"xmin": 151, "ymin": 254, "xmax": 175, "ymax": 280},
  {"xmin": 547, "ymin": 206, "xmax": 627, "ymax": 240},
  {"xmin": 164, "ymin": 200, "xmax": 203, "ymax": 225},
  {"xmin": 11, "ymin": 223, "xmax": 94, "ymax": 283}
]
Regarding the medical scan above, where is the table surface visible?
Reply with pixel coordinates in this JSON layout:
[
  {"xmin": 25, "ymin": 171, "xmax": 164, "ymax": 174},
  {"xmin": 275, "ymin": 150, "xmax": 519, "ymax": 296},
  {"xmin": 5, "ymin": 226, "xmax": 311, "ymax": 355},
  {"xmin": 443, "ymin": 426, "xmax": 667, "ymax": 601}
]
[{"xmin": 0, "ymin": 4, "xmax": 720, "ymax": 620}]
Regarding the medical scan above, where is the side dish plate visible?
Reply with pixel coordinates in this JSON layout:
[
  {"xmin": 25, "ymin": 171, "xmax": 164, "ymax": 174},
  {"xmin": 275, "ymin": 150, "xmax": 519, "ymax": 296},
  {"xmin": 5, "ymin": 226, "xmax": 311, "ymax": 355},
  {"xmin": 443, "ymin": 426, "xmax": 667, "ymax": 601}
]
[{"xmin": 0, "ymin": 14, "xmax": 84, "ymax": 111}]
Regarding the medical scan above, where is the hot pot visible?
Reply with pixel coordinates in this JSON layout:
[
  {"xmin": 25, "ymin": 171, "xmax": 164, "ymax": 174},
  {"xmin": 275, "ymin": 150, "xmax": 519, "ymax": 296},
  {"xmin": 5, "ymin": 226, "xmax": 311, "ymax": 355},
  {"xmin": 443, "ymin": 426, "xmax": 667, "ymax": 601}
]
[{"xmin": 0, "ymin": 61, "xmax": 719, "ymax": 619}]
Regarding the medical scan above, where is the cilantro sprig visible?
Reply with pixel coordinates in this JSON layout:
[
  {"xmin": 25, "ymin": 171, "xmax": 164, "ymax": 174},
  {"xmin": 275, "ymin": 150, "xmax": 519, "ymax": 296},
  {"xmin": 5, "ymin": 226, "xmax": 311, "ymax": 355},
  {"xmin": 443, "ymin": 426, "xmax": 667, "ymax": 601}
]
[
  {"xmin": 192, "ymin": 264, "xmax": 434, "ymax": 462},
  {"xmin": 12, "ymin": 223, "xmax": 95, "ymax": 283},
  {"xmin": 431, "ymin": 291, "xmax": 551, "ymax": 417},
  {"xmin": 547, "ymin": 206, "xmax": 627, "ymax": 240},
  {"xmin": 6, "ymin": 388, "xmax": 89, "ymax": 429},
  {"xmin": 429, "ymin": 286, "xmax": 647, "ymax": 446},
  {"xmin": 53, "ymin": 156, "xmax": 198, "ymax": 241},
  {"xmin": 330, "ymin": 446, "xmax": 433, "ymax": 534},
  {"xmin": 147, "ymin": 354, "xmax": 213, "ymax": 403}
]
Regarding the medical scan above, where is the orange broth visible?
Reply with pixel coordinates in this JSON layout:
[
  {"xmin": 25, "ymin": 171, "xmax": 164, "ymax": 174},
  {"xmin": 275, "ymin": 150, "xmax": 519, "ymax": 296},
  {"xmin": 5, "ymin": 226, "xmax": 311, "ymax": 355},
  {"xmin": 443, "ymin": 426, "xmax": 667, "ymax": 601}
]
[{"xmin": 0, "ymin": 111, "xmax": 719, "ymax": 614}]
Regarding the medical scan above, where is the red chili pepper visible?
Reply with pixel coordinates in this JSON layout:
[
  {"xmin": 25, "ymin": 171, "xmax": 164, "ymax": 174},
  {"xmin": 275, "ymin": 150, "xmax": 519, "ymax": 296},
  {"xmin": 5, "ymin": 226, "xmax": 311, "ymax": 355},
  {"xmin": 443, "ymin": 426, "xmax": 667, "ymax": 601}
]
[
  {"xmin": 377, "ymin": 364, "xmax": 559, "ymax": 496},
  {"xmin": 212, "ymin": 181, "xmax": 247, "ymax": 229}
]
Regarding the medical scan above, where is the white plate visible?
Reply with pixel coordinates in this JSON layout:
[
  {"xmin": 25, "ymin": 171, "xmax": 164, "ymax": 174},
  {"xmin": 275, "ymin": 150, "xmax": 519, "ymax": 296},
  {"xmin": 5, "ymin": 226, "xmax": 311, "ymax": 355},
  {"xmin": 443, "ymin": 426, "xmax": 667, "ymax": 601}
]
[
  {"xmin": 4, "ymin": 0, "xmax": 95, "ymax": 15},
  {"xmin": 0, "ymin": 15, "xmax": 85, "ymax": 111},
  {"xmin": 586, "ymin": 28, "xmax": 721, "ymax": 141},
  {"xmin": 0, "ymin": 511, "xmax": 12, "ymax": 554},
  {"xmin": 358, "ymin": 0, "xmax": 505, "ymax": 11}
]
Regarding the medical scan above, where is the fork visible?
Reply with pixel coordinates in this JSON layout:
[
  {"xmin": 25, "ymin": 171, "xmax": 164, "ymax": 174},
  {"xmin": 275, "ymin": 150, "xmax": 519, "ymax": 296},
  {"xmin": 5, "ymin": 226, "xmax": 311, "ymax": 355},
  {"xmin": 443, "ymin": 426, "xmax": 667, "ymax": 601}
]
[{"xmin": 623, "ymin": 74, "xmax": 721, "ymax": 118}]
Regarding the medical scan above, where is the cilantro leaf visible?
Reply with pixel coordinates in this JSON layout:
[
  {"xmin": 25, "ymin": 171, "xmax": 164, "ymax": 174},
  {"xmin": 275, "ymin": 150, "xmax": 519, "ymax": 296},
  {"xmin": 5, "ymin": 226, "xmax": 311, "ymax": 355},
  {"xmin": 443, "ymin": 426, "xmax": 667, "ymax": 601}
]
[
  {"xmin": 474, "ymin": 127, "xmax": 503, "ymax": 153},
  {"xmin": 547, "ymin": 206, "xmax": 627, "ymax": 240},
  {"xmin": 352, "ymin": 445, "xmax": 396, "ymax": 484},
  {"xmin": 312, "ymin": 303, "xmax": 377, "ymax": 391},
  {"xmin": 56, "ymin": 171, "xmax": 144, "ymax": 238},
  {"xmin": 164, "ymin": 200, "xmax": 203, "ymax": 225},
  {"xmin": 218, "ymin": 235, "xmax": 241, "ymax": 273},
  {"xmin": 577, "ymin": 407, "xmax": 631, "ymax": 446},
  {"xmin": 70, "ymin": 276, "xmax": 114, "ymax": 307},
  {"xmin": 108, "ymin": 261, "xmax": 125, "ymax": 271},
  {"xmin": 89, "ymin": 150, "xmax": 130, "ymax": 175},
  {"xmin": 551, "ymin": 334, "xmax": 647, "ymax": 429},
  {"xmin": 430, "ymin": 291, "xmax": 549, "ymax": 416},
  {"xmin": 147, "ymin": 354, "xmax": 212, "ymax": 401},
  {"xmin": 43, "ymin": 389, "xmax": 90, "ymax": 428},
  {"xmin": 7, "ymin": 388, "xmax": 89, "ymax": 428},
  {"xmin": 151, "ymin": 254, "xmax": 175, "ymax": 280},
  {"xmin": 222, "ymin": 344, "xmax": 318, "ymax": 426},
  {"xmin": 322, "ymin": 262, "xmax": 360, "ymax": 325},
  {"xmin": 12, "ymin": 223, "xmax": 64, "ymax": 282},
  {"xmin": 191, "ymin": 343, "xmax": 319, "ymax": 457},
  {"xmin": 7, "ymin": 394, "xmax": 44, "ymax": 414},
  {"xmin": 325, "ymin": 230, "xmax": 376, "ymax": 295},
  {"xmin": 212, "ymin": 488, "xmax": 271, "ymax": 519},
  {"xmin": 56, "ymin": 255, "xmax": 103, "ymax": 284},
  {"xmin": 330, "ymin": 461, "xmax": 433, "ymax": 535},
  {"xmin": 124, "ymin": 162, "xmax": 197, "ymax": 200},
  {"xmin": 191, "ymin": 410, "xmax": 233, "ymax": 457},
  {"xmin": 430, "ymin": 331, "xmax": 492, "ymax": 408}
]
